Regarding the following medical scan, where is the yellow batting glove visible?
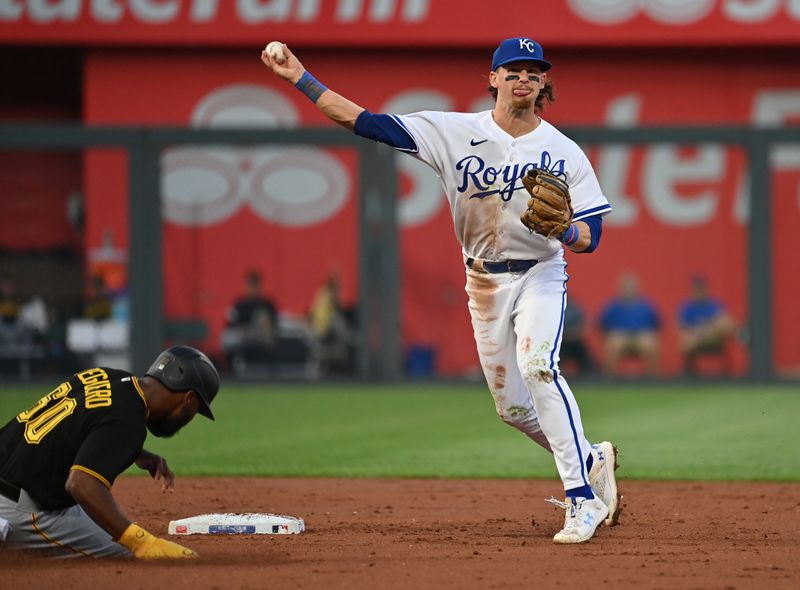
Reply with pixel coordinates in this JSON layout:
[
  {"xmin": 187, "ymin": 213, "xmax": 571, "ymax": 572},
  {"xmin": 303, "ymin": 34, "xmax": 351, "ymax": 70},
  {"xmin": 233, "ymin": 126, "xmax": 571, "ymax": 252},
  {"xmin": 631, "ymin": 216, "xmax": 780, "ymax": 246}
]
[{"xmin": 119, "ymin": 523, "xmax": 198, "ymax": 560}]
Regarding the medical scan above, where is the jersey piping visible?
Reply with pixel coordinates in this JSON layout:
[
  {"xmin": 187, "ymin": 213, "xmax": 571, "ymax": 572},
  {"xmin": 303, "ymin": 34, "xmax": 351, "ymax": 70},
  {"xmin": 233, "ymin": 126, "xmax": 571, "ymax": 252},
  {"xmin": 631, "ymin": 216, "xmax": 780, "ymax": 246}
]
[
  {"xmin": 132, "ymin": 376, "xmax": 149, "ymax": 418},
  {"xmin": 70, "ymin": 465, "xmax": 112, "ymax": 489}
]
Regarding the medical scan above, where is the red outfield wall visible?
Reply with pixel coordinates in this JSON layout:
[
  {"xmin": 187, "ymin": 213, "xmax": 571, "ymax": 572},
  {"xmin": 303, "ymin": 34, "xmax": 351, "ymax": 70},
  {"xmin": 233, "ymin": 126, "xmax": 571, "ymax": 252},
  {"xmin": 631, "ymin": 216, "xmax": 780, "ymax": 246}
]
[{"xmin": 80, "ymin": 48, "xmax": 800, "ymax": 376}]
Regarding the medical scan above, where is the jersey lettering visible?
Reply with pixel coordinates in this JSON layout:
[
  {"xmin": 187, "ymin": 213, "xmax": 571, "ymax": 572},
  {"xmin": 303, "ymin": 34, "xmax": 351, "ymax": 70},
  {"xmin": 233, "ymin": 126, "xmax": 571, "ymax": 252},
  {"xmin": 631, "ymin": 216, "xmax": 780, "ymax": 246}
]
[
  {"xmin": 84, "ymin": 380, "xmax": 113, "ymax": 409},
  {"xmin": 76, "ymin": 367, "xmax": 108, "ymax": 385},
  {"xmin": 455, "ymin": 151, "xmax": 566, "ymax": 201},
  {"xmin": 76, "ymin": 368, "xmax": 113, "ymax": 409},
  {"xmin": 16, "ymin": 382, "xmax": 76, "ymax": 445},
  {"xmin": 395, "ymin": 111, "xmax": 610, "ymax": 260}
]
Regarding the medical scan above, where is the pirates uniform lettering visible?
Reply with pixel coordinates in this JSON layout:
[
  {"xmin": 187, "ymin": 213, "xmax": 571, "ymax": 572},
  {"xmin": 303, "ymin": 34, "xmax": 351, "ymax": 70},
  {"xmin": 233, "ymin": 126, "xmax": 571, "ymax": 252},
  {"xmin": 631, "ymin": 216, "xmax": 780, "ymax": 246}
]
[
  {"xmin": 77, "ymin": 368, "xmax": 108, "ymax": 385},
  {"xmin": 84, "ymin": 378, "xmax": 113, "ymax": 409}
]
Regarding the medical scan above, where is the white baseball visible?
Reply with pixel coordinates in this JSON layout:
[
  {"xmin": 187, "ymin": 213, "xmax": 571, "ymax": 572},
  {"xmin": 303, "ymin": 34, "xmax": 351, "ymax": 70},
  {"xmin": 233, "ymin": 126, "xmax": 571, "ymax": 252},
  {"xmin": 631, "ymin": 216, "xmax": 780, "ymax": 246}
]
[{"xmin": 265, "ymin": 41, "xmax": 286, "ymax": 63}]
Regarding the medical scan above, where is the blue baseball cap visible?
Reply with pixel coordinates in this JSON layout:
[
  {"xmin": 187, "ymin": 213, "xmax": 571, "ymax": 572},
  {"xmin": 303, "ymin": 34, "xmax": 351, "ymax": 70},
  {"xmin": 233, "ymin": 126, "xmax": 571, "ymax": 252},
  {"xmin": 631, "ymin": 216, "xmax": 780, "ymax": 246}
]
[{"xmin": 491, "ymin": 37, "xmax": 551, "ymax": 72}]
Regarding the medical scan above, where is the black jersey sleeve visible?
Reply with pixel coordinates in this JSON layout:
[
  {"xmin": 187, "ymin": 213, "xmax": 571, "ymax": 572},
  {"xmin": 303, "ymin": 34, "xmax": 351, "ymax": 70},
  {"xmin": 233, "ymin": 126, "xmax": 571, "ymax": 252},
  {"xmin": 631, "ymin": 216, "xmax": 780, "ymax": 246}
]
[{"xmin": 72, "ymin": 419, "xmax": 146, "ymax": 488}]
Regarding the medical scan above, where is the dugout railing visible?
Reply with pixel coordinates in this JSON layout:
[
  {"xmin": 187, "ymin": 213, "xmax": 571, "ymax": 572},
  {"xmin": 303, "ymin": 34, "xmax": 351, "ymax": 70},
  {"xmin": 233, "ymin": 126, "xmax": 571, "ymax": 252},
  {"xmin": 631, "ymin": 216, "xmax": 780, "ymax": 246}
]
[{"xmin": 0, "ymin": 124, "xmax": 797, "ymax": 382}]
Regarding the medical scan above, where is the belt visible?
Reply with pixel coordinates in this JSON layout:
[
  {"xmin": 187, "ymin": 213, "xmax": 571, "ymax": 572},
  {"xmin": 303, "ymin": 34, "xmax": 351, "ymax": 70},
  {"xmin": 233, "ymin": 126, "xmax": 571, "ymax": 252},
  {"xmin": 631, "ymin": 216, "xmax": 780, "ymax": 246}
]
[
  {"xmin": 0, "ymin": 477, "xmax": 21, "ymax": 503},
  {"xmin": 466, "ymin": 258, "xmax": 538, "ymax": 274}
]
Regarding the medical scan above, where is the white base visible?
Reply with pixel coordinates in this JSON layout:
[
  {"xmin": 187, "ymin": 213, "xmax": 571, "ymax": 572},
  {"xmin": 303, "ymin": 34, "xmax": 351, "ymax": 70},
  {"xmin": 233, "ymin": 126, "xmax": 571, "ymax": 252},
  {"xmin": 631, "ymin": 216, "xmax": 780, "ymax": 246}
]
[
  {"xmin": 0, "ymin": 516, "xmax": 10, "ymax": 542},
  {"xmin": 168, "ymin": 513, "xmax": 304, "ymax": 535}
]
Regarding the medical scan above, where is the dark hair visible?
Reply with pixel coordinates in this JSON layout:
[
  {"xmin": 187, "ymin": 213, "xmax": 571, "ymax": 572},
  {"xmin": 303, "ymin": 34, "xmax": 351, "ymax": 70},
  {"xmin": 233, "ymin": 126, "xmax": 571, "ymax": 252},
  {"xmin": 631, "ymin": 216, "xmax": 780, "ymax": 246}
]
[{"xmin": 487, "ymin": 78, "xmax": 556, "ymax": 113}]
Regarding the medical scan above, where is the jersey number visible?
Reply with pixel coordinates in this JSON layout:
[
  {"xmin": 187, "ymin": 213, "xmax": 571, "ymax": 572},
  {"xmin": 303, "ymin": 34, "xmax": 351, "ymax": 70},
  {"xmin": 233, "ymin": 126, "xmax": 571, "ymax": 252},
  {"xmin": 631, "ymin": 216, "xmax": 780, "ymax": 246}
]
[{"xmin": 16, "ymin": 382, "xmax": 76, "ymax": 444}]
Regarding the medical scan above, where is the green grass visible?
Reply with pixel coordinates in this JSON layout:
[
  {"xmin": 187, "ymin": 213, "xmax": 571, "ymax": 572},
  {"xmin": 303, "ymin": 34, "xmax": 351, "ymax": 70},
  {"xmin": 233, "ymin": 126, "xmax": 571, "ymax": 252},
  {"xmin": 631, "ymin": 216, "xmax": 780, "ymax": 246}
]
[{"xmin": 1, "ymin": 382, "xmax": 798, "ymax": 481}]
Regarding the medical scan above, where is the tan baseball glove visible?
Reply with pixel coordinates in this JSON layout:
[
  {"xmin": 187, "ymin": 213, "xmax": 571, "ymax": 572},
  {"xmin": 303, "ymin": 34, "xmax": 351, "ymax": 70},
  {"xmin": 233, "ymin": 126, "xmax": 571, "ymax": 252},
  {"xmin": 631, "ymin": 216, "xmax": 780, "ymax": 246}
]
[{"xmin": 520, "ymin": 169, "xmax": 573, "ymax": 239}]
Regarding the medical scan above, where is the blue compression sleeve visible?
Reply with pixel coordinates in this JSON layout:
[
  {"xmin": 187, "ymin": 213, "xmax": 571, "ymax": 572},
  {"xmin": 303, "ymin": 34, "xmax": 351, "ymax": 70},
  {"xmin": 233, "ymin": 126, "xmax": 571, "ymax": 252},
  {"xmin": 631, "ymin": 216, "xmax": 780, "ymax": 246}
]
[
  {"xmin": 354, "ymin": 110, "xmax": 417, "ymax": 152},
  {"xmin": 575, "ymin": 215, "xmax": 604, "ymax": 253}
]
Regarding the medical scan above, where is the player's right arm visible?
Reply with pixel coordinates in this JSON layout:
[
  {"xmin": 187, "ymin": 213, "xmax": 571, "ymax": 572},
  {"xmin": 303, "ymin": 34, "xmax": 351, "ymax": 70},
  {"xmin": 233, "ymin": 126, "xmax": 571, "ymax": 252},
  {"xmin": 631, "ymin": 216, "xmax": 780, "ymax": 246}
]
[
  {"xmin": 261, "ymin": 43, "xmax": 364, "ymax": 130},
  {"xmin": 260, "ymin": 43, "xmax": 420, "ymax": 156},
  {"xmin": 65, "ymin": 469, "xmax": 197, "ymax": 559}
]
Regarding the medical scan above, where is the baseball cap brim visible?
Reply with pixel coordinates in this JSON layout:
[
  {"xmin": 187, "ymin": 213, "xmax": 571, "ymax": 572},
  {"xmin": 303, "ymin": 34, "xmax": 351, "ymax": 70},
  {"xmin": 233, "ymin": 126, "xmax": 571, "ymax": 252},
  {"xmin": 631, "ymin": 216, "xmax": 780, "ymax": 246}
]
[
  {"xmin": 196, "ymin": 394, "xmax": 215, "ymax": 420},
  {"xmin": 494, "ymin": 56, "xmax": 552, "ymax": 72}
]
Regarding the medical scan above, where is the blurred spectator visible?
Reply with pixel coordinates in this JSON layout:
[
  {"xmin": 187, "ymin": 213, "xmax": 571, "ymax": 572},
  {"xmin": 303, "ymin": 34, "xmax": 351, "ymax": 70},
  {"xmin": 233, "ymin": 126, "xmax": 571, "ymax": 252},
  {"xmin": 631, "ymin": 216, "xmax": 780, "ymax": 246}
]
[
  {"xmin": 19, "ymin": 296, "xmax": 48, "ymax": 344},
  {"xmin": 560, "ymin": 299, "xmax": 594, "ymax": 375},
  {"xmin": 82, "ymin": 274, "xmax": 113, "ymax": 320},
  {"xmin": 599, "ymin": 273, "xmax": 661, "ymax": 376},
  {"xmin": 678, "ymin": 275, "xmax": 737, "ymax": 375},
  {"xmin": 0, "ymin": 274, "xmax": 22, "ymax": 345},
  {"xmin": 309, "ymin": 273, "xmax": 356, "ymax": 376},
  {"xmin": 221, "ymin": 270, "xmax": 278, "ymax": 371}
]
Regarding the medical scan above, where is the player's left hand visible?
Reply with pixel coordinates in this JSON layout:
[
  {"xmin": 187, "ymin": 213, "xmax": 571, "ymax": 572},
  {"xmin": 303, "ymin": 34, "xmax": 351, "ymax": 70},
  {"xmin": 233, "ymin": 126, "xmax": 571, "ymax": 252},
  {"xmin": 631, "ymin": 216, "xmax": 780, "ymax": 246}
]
[
  {"xmin": 520, "ymin": 169, "xmax": 574, "ymax": 239},
  {"xmin": 135, "ymin": 449, "xmax": 175, "ymax": 493}
]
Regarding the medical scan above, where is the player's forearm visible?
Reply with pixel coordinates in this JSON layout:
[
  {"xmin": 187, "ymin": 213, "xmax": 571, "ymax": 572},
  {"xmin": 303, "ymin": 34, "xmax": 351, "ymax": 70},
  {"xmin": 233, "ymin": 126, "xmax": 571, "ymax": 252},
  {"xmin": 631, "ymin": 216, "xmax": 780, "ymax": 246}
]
[
  {"xmin": 260, "ymin": 44, "xmax": 364, "ymax": 131},
  {"xmin": 565, "ymin": 221, "xmax": 591, "ymax": 252},
  {"xmin": 315, "ymin": 90, "xmax": 365, "ymax": 131},
  {"xmin": 65, "ymin": 469, "xmax": 130, "ymax": 540}
]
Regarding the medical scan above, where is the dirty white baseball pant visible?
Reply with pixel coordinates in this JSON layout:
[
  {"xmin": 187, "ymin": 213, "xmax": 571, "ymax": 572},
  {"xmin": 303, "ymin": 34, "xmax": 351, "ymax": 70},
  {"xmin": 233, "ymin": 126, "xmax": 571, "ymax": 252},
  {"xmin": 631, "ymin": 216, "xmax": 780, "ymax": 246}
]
[{"xmin": 465, "ymin": 251, "xmax": 592, "ymax": 492}]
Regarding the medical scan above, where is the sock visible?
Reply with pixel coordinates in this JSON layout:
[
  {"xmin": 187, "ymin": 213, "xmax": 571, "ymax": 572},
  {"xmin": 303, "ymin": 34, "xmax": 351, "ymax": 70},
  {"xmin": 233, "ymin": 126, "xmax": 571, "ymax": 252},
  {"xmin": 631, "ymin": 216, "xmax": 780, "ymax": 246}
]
[{"xmin": 565, "ymin": 484, "xmax": 594, "ymax": 500}]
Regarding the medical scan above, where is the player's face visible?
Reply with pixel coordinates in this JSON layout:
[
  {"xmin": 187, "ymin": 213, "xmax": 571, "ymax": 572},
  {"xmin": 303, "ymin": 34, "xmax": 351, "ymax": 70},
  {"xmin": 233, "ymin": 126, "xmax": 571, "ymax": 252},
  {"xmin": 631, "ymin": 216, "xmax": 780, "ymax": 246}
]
[
  {"xmin": 147, "ymin": 391, "xmax": 200, "ymax": 438},
  {"xmin": 491, "ymin": 62, "xmax": 546, "ymax": 110}
]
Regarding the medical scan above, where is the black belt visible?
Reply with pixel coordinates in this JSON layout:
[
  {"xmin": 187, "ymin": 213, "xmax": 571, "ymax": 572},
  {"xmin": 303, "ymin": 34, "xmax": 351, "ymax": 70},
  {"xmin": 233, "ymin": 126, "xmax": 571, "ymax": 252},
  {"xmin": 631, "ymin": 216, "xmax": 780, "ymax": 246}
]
[
  {"xmin": 0, "ymin": 477, "xmax": 21, "ymax": 503},
  {"xmin": 466, "ymin": 258, "xmax": 538, "ymax": 274}
]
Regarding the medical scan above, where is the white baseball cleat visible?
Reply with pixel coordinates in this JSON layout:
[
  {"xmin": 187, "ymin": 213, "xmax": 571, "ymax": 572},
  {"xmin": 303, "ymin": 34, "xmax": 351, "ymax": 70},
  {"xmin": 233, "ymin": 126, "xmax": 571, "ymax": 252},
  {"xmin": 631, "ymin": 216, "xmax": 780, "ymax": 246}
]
[
  {"xmin": 588, "ymin": 441, "xmax": 621, "ymax": 526},
  {"xmin": 548, "ymin": 496, "xmax": 609, "ymax": 544}
]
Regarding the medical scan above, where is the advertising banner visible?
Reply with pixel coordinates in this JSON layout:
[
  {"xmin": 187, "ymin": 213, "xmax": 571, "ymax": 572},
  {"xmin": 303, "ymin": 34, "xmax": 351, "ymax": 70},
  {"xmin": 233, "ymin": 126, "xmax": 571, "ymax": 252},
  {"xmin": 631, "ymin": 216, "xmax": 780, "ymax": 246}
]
[{"xmin": 3, "ymin": 0, "xmax": 800, "ymax": 47}]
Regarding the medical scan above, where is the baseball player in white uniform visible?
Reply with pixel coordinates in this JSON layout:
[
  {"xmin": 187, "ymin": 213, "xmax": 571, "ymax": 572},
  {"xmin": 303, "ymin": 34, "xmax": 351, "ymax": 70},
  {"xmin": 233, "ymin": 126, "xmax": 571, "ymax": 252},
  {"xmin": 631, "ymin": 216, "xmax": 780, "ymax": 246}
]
[{"xmin": 261, "ymin": 36, "xmax": 620, "ymax": 544}]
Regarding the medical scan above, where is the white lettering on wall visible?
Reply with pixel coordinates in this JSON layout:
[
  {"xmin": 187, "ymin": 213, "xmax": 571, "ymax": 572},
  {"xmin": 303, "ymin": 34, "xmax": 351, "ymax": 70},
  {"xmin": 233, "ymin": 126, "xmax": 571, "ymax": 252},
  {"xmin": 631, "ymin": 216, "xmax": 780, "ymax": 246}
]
[
  {"xmin": 567, "ymin": 0, "xmax": 638, "ymax": 25},
  {"xmin": 93, "ymin": 0, "xmax": 124, "ymax": 23},
  {"xmin": 570, "ymin": 0, "xmax": 798, "ymax": 24},
  {"xmin": 0, "ymin": 0, "xmax": 23, "ymax": 19},
  {"xmin": 596, "ymin": 94, "xmax": 641, "ymax": 227},
  {"xmin": 643, "ymin": 145, "xmax": 724, "ymax": 226},
  {"xmin": 295, "ymin": 0, "xmax": 320, "ymax": 21},
  {"xmin": 724, "ymin": 0, "xmax": 782, "ymax": 22},
  {"xmin": 645, "ymin": 0, "xmax": 716, "ymax": 24},
  {"xmin": 190, "ymin": 0, "xmax": 218, "ymax": 21},
  {"xmin": 2, "ymin": 0, "xmax": 796, "ymax": 24},
  {"xmin": 238, "ymin": 0, "xmax": 292, "ymax": 22},
  {"xmin": 130, "ymin": 0, "xmax": 179, "ymax": 23},
  {"xmin": 28, "ymin": 0, "xmax": 79, "ymax": 22},
  {"xmin": 753, "ymin": 89, "xmax": 800, "ymax": 214},
  {"xmin": 337, "ymin": 0, "xmax": 428, "ymax": 22},
  {"xmin": 401, "ymin": 0, "xmax": 427, "ymax": 20}
]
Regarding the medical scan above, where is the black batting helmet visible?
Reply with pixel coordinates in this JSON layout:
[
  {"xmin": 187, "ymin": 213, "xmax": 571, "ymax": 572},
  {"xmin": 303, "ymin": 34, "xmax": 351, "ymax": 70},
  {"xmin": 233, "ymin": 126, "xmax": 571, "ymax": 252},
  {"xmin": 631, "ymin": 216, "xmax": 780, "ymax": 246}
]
[{"xmin": 145, "ymin": 345, "xmax": 220, "ymax": 420}]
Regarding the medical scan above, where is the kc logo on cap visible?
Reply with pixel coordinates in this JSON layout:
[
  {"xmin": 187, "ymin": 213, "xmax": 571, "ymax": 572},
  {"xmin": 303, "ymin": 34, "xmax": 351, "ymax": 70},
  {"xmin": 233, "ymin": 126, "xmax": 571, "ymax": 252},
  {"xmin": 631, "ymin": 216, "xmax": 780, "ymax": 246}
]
[
  {"xmin": 518, "ymin": 38, "xmax": 537, "ymax": 53},
  {"xmin": 491, "ymin": 37, "xmax": 552, "ymax": 72}
]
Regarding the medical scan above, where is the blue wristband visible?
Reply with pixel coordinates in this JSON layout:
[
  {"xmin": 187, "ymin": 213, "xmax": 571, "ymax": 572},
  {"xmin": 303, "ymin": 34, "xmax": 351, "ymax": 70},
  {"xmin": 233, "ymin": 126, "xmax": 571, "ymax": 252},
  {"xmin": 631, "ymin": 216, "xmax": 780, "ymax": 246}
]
[
  {"xmin": 295, "ymin": 71, "xmax": 328, "ymax": 104},
  {"xmin": 560, "ymin": 223, "xmax": 579, "ymax": 246}
]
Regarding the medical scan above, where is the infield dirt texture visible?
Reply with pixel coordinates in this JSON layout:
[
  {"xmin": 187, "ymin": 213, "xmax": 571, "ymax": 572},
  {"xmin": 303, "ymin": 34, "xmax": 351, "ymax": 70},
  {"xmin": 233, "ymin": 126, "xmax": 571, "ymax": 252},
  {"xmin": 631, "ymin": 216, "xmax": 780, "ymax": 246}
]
[{"xmin": 0, "ymin": 384, "xmax": 798, "ymax": 588}]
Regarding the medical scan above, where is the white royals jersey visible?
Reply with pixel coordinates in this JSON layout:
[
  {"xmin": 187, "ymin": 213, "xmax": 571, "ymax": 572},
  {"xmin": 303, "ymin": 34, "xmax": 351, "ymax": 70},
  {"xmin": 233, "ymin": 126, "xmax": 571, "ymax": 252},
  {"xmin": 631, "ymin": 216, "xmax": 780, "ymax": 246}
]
[{"xmin": 392, "ymin": 110, "xmax": 612, "ymax": 261}]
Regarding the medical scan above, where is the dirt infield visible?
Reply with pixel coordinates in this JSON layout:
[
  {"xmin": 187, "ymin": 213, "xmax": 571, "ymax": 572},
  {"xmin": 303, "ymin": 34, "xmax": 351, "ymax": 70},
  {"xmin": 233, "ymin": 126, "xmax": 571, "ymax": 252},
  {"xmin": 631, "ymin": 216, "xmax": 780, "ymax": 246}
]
[{"xmin": 2, "ymin": 477, "xmax": 798, "ymax": 589}]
